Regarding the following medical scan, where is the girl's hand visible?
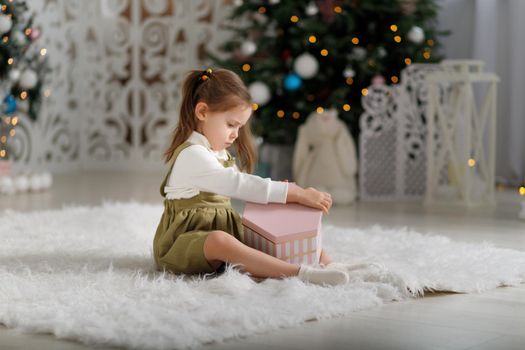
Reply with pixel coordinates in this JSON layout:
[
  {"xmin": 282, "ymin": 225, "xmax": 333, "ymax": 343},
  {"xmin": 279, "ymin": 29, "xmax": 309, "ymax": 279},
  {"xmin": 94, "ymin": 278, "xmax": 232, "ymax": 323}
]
[{"xmin": 286, "ymin": 183, "xmax": 332, "ymax": 214}]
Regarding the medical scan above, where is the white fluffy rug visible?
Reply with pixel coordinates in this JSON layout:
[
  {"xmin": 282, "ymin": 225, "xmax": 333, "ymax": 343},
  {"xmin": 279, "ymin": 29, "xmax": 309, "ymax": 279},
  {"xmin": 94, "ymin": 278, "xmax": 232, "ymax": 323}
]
[{"xmin": 1, "ymin": 202, "xmax": 525, "ymax": 350}]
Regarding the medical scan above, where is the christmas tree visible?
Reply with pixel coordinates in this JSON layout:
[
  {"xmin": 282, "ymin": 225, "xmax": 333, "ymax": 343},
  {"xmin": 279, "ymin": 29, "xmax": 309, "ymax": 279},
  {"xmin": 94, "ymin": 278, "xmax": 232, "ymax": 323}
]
[
  {"xmin": 211, "ymin": 0, "xmax": 447, "ymax": 145},
  {"xmin": 1, "ymin": 0, "xmax": 49, "ymax": 160}
]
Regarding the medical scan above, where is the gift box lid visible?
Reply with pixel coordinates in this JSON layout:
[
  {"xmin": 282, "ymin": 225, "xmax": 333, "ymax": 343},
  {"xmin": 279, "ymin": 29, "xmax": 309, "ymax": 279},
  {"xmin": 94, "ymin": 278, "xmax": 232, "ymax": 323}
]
[{"xmin": 242, "ymin": 202, "xmax": 322, "ymax": 243}]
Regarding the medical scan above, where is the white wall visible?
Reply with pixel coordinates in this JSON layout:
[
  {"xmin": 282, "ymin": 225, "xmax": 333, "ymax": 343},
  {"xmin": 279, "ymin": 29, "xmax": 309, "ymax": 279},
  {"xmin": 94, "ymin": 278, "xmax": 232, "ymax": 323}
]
[{"xmin": 437, "ymin": 0, "xmax": 525, "ymax": 185}]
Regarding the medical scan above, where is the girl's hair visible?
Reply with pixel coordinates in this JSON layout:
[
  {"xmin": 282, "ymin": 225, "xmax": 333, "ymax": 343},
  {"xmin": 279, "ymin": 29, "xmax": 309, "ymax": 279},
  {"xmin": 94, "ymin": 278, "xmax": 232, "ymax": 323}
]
[{"xmin": 163, "ymin": 68, "xmax": 256, "ymax": 173}]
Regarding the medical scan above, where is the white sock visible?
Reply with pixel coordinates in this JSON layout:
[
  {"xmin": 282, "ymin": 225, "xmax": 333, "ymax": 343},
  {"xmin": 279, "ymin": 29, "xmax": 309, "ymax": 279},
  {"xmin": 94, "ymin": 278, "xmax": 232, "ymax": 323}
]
[{"xmin": 297, "ymin": 265, "xmax": 349, "ymax": 286}]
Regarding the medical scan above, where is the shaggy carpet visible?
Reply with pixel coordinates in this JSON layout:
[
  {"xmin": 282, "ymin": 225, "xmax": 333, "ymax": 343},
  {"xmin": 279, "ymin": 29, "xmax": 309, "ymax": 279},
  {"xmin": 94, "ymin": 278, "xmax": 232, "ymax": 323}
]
[{"xmin": 1, "ymin": 202, "xmax": 524, "ymax": 350}]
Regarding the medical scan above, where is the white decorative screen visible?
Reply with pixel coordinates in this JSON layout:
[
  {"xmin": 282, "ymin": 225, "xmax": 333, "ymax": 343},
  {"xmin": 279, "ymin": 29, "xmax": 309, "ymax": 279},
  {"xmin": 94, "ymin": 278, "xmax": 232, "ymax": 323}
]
[
  {"xmin": 9, "ymin": 0, "xmax": 231, "ymax": 173},
  {"xmin": 359, "ymin": 64, "xmax": 444, "ymax": 200}
]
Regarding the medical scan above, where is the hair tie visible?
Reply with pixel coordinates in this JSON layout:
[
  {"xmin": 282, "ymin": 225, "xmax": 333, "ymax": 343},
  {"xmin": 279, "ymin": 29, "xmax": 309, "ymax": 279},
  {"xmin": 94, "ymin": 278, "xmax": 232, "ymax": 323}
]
[{"xmin": 200, "ymin": 68, "xmax": 213, "ymax": 81}]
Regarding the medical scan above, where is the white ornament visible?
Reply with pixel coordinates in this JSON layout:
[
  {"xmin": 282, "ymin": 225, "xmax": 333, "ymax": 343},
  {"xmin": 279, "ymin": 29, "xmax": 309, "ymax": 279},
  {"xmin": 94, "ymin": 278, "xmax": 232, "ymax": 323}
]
[
  {"xmin": 351, "ymin": 47, "xmax": 367, "ymax": 60},
  {"xmin": 305, "ymin": 2, "xmax": 319, "ymax": 16},
  {"xmin": 14, "ymin": 175, "xmax": 29, "ymax": 192},
  {"xmin": 269, "ymin": 0, "xmax": 280, "ymax": 4},
  {"xmin": 0, "ymin": 176, "xmax": 16, "ymax": 195},
  {"xmin": 343, "ymin": 67, "xmax": 355, "ymax": 78},
  {"xmin": 293, "ymin": 53, "xmax": 319, "ymax": 79},
  {"xmin": 9, "ymin": 69, "xmax": 21, "ymax": 82},
  {"xmin": 233, "ymin": 0, "xmax": 243, "ymax": 7},
  {"xmin": 40, "ymin": 171, "xmax": 53, "ymax": 188},
  {"xmin": 29, "ymin": 173, "xmax": 44, "ymax": 191},
  {"xmin": 240, "ymin": 40, "xmax": 257, "ymax": 56},
  {"xmin": 0, "ymin": 14, "xmax": 13, "ymax": 35},
  {"xmin": 377, "ymin": 47, "xmax": 387, "ymax": 58},
  {"xmin": 248, "ymin": 81, "xmax": 271, "ymax": 106},
  {"xmin": 19, "ymin": 69, "xmax": 38, "ymax": 89},
  {"xmin": 407, "ymin": 26, "xmax": 425, "ymax": 44}
]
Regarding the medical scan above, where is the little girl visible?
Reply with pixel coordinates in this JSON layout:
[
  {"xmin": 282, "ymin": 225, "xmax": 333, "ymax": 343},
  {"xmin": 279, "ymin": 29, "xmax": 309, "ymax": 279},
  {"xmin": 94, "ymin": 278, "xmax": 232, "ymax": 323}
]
[{"xmin": 153, "ymin": 68, "xmax": 349, "ymax": 286}]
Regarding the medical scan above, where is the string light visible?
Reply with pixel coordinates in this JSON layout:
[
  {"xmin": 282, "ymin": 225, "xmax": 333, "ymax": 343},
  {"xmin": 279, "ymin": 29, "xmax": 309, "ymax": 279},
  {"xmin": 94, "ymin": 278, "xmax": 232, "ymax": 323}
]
[
  {"xmin": 394, "ymin": 35, "xmax": 402, "ymax": 43},
  {"xmin": 1, "ymin": 5, "xmax": 6, "ymax": 10},
  {"xmin": 361, "ymin": 88, "xmax": 369, "ymax": 96},
  {"xmin": 40, "ymin": 48, "xmax": 47, "ymax": 56},
  {"xmin": 2, "ymin": 36, "xmax": 8, "ymax": 43},
  {"xmin": 391, "ymin": 76, "xmax": 399, "ymax": 83},
  {"xmin": 25, "ymin": 28, "xmax": 32, "ymax": 36},
  {"xmin": 520, "ymin": 187, "xmax": 525, "ymax": 196},
  {"xmin": 423, "ymin": 51, "xmax": 431, "ymax": 59},
  {"xmin": 405, "ymin": 58, "xmax": 412, "ymax": 65},
  {"xmin": 20, "ymin": 91, "xmax": 28, "ymax": 99},
  {"xmin": 242, "ymin": 63, "xmax": 251, "ymax": 72},
  {"xmin": 252, "ymin": 103, "xmax": 258, "ymax": 111},
  {"xmin": 44, "ymin": 89, "xmax": 51, "ymax": 97},
  {"xmin": 277, "ymin": 110, "xmax": 285, "ymax": 118},
  {"xmin": 334, "ymin": 6, "xmax": 342, "ymax": 13},
  {"xmin": 316, "ymin": 106, "xmax": 324, "ymax": 113},
  {"xmin": 320, "ymin": 49, "xmax": 328, "ymax": 56},
  {"xmin": 345, "ymin": 77, "xmax": 353, "ymax": 85},
  {"xmin": 258, "ymin": 6, "xmax": 266, "ymax": 14},
  {"xmin": 290, "ymin": 15, "xmax": 299, "ymax": 23},
  {"xmin": 427, "ymin": 39, "xmax": 435, "ymax": 46},
  {"xmin": 11, "ymin": 117, "xmax": 17, "ymax": 126},
  {"xmin": 292, "ymin": 112, "xmax": 300, "ymax": 119},
  {"xmin": 468, "ymin": 158, "xmax": 476, "ymax": 167},
  {"xmin": 343, "ymin": 104, "xmax": 351, "ymax": 111},
  {"xmin": 9, "ymin": 129, "xmax": 15, "ymax": 137},
  {"xmin": 0, "ymin": 150, "xmax": 5, "ymax": 158},
  {"xmin": 308, "ymin": 35, "xmax": 317, "ymax": 43},
  {"xmin": 351, "ymin": 37, "xmax": 359, "ymax": 44},
  {"xmin": 1, "ymin": 136, "xmax": 6, "ymax": 143},
  {"xmin": 390, "ymin": 25, "xmax": 398, "ymax": 32},
  {"xmin": 7, "ymin": 58, "xmax": 13, "ymax": 64},
  {"xmin": 4, "ymin": 117, "xmax": 10, "ymax": 124}
]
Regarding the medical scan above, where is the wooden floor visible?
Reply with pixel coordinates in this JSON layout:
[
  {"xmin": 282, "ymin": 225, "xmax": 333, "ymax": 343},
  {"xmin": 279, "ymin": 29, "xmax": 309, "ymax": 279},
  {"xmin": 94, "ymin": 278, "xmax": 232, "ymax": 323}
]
[{"xmin": 1, "ymin": 170, "xmax": 524, "ymax": 350}]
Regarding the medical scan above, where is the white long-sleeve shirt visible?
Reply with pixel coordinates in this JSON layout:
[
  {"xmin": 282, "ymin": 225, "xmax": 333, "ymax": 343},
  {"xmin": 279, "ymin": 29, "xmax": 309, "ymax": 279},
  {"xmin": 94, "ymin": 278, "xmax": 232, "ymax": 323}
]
[{"xmin": 165, "ymin": 131, "xmax": 288, "ymax": 204}]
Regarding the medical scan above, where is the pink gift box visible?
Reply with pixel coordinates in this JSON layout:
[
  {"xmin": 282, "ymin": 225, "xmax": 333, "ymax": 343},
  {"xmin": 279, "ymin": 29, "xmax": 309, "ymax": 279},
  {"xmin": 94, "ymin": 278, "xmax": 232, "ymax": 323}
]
[{"xmin": 242, "ymin": 202, "xmax": 323, "ymax": 265}]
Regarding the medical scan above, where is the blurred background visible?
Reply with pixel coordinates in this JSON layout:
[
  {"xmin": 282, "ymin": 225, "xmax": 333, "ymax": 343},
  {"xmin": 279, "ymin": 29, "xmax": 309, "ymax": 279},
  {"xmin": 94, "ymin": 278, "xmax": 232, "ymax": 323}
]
[{"xmin": 0, "ymin": 0, "xmax": 524, "ymax": 211}]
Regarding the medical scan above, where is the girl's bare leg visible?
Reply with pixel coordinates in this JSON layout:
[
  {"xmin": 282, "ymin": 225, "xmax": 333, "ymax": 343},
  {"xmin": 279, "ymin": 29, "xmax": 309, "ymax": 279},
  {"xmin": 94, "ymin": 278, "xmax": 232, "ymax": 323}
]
[
  {"xmin": 203, "ymin": 231, "xmax": 300, "ymax": 278},
  {"xmin": 319, "ymin": 249, "xmax": 333, "ymax": 266}
]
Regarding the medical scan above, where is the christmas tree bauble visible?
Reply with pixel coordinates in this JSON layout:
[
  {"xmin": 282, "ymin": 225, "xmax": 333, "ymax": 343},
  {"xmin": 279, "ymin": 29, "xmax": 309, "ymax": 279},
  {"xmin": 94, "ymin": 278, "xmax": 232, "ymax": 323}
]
[
  {"xmin": 3, "ymin": 95, "xmax": 17, "ymax": 115},
  {"xmin": 293, "ymin": 53, "xmax": 318, "ymax": 79},
  {"xmin": 283, "ymin": 73, "xmax": 302, "ymax": 91},
  {"xmin": 0, "ymin": 14, "xmax": 13, "ymax": 35},
  {"xmin": 343, "ymin": 67, "xmax": 356, "ymax": 78},
  {"xmin": 372, "ymin": 75, "xmax": 386, "ymax": 85},
  {"xmin": 240, "ymin": 40, "xmax": 257, "ymax": 56},
  {"xmin": 407, "ymin": 26, "xmax": 425, "ymax": 44},
  {"xmin": 377, "ymin": 47, "xmax": 387, "ymax": 58},
  {"xmin": 305, "ymin": 2, "xmax": 319, "ymax": 16},
  {"xmin": 351, "ymin": 47, "xmax": 367, "ymax": 60},
  {"xmin": 9, "ymin": 69, "xmax": 21, "ymax": 82},
  {"xmin": 19, "ymin": 69, "xmax": 38, "ymax": 89},
  {"xmin": 249, "ymin": 81, "xmax": 271, "ymax": 105}
]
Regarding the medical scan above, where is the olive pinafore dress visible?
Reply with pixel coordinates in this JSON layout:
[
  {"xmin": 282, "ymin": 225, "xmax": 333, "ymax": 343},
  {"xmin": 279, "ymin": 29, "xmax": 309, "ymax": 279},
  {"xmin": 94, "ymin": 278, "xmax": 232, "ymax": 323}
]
[{"xmin": 153, "ymin": 142, "xmax": 244, "ymax": 274}]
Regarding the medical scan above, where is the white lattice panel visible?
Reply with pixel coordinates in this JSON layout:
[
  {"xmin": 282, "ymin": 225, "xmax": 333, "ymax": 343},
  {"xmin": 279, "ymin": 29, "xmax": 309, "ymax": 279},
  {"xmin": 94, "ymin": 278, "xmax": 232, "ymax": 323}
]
[
  {"xmin": 8, "ymin": 0, "xmax": 231, "ymax": 173},
  {"xmin": 359, "ymin": 64, "xmax": 444, "ymax": 200}
]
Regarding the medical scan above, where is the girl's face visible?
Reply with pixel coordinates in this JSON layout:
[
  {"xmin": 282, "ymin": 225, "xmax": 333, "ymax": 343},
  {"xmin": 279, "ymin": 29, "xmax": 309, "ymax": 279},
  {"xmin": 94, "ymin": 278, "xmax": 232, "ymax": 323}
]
[{"xmin": 195, "ymin": 102, "xmax": 251, "ymax": 151}]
